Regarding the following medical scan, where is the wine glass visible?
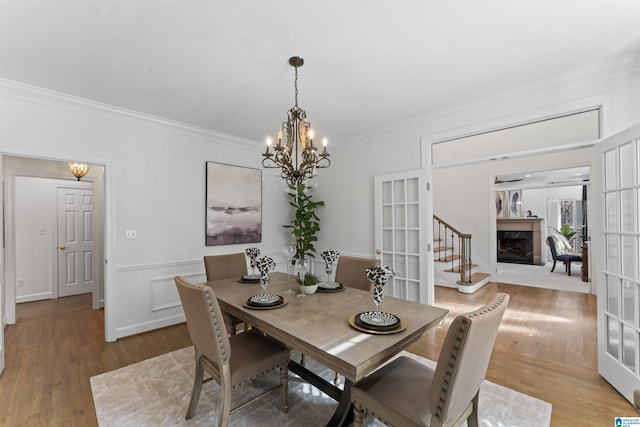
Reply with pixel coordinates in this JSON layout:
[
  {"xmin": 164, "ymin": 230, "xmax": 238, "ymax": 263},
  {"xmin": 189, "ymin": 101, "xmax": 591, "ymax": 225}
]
[
  {"xmin": 294, "ymin": 258, "xmax": 310, "ymax": 298},
  {"xmin": 282, "ymin": 245, "xmax": 296, "ymax": 295}
]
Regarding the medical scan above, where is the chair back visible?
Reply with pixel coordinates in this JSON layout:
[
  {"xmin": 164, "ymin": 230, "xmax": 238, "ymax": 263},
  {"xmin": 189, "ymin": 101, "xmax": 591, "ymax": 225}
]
[
  {"xmin": 174, "ymin": 276, "xmax": 231, "ymax": 371},
  {"xmin": 334, "ymin": 255, "xmax": 380, "ymax": 291},
  {"xmin": 546, "ymin": 235, "xmax": 558, "ymax": 260},
  {"xmin": 204, "ymin": 253, "xmax": 247, "ymax": 282},
  {"xmin": 429, "ymin": 292, "xmax": 509, "ymax": 425}
]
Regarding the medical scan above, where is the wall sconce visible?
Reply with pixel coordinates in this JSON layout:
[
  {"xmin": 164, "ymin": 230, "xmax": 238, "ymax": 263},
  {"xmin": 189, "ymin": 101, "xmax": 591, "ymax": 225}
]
[{"xmin": 68, "ymin": 162, "xmax": 90, "ymax": 181}]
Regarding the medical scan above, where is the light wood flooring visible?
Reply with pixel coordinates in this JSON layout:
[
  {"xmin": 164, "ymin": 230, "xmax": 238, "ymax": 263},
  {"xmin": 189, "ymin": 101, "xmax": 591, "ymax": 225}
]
[{"xmin": 0, "ymin": 283, "xmax": 636, "ymax": 426}]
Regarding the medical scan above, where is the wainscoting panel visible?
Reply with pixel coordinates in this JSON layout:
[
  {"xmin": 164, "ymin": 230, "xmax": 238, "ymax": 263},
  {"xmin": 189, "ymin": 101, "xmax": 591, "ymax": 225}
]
[{"xmin": 114, "ymin": 260, "xmax": 205, "ymax": 339}]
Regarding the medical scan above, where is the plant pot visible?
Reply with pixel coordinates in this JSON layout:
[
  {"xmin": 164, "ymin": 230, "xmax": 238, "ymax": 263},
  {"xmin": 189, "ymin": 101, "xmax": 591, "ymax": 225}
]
[{"xmin": 299, "ymin": 284, "xmax": 318, "ymax": 295}]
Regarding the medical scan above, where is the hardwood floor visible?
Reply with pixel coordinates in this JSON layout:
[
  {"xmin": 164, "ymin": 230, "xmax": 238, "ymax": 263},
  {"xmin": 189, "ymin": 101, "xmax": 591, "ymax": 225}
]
[
  {"xmin": 409, "ymin": 283, "xmax": 636, "ymax": 426},
  {"xmin": 0, "ymin": 283, "xmax": 635, "ymax": 426}
]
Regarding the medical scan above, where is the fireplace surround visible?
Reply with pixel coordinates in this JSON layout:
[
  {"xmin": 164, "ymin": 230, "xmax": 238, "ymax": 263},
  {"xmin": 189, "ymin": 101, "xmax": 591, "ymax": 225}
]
[{"xmin": 496, "ymin": 218, "xmax": 544, "ymax": 265}]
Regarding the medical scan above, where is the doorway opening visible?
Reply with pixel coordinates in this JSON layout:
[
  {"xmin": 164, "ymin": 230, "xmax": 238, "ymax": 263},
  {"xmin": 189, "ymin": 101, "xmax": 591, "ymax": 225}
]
[{"xmin": 3, "ymin": 155, "xmax": 105, "ymax": 326}]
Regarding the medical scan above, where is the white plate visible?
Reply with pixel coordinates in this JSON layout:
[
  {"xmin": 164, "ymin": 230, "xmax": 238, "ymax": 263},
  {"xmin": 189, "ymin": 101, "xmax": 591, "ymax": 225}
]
[
  {"xmin": 249, "ymin": 293, "xmax": 281, "ymax": 304},
  {"xmin": 358, "ymin": 311, "xmax": 399, "ymax": 327}
]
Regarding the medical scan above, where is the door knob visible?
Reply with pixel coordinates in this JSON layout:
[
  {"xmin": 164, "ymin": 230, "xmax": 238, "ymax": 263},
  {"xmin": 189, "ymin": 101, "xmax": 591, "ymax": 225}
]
[
  {"xmin": 375, "ymin": 249, "xmax": 381, "ymax": 254},
  {"xmin": 59, "ymin": 245, "xmax": 66, "ymax": 250}
]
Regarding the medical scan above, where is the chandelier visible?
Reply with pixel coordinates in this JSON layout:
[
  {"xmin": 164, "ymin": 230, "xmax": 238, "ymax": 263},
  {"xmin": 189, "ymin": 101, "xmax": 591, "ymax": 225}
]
[
  {"xmin": 262, "ymin": 56, "xmax": 330, "ymax": 187},
  {"xmin": 68, "ymin": 162, "xmax": 90, "ymax": 181}
]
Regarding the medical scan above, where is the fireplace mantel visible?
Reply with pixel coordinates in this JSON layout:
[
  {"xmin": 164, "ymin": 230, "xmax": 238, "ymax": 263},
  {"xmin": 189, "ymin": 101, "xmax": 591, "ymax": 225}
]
[{"xmin": 497, "ymin": 218, "xmax": 544, "ymax": 265}]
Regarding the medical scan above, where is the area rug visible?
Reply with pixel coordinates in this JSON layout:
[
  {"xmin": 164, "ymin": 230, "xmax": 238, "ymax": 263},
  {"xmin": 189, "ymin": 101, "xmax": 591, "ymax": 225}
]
[{"xmin": 91, "ymin": 346, "xmax": 551, "ymax": 426}]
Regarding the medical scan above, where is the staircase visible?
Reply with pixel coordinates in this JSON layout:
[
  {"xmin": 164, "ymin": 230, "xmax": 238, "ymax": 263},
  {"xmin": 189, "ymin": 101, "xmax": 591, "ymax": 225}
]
[{"xmin": 433, "ymin": 215, "xmax": 490, "ymax": 293}]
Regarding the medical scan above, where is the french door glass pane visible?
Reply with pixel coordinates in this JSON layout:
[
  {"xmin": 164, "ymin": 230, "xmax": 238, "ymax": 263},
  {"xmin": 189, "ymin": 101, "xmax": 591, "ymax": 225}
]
[
  {"xmin": 622, "ymin": 189, "xmax": 634, "ymax": 232},
  {"xmin": 605, "ymin": 149, "xmax": 617, "ymax": 190},
  {"xmin": 607, "ymin": 275, "xmax": 621, "ymax": 316},
  {"xmin": 407, "ymin": 255, "xmax": 419, "ymax": 280},
  {"xmin": 394, "ymin": 230, "xmax": 406, "ymax": 252},
  {"xmin": 622, "ymin": 236, "xmax": 638, "ymax": 279},
  {"xmin": 620, "ymin": 142, "xmax": 634, "ymax": 188},
  {"xmin": 622, "ymin": 323, "xmax": 636, "ymax": 373},
  {"xmin": 383, "ymin": 230, "xmax": 393, "ymax": 251},
  {"xmin": 406, "ymin": 178, "xmax": 419, "ymax": 203},
  {"xmin": 607, "ymin": 234, "xmax": 619, "ymax": 274},
  {"xmin": 622, "ymin": 280, "xmax": 636, "ymax": 323},
  {"xmin": 407, "ymin": 204, "xmax": 419, "ymax": 228},
  {"xmin": 382, "ymin": 182, "xmax": 392, "ymax": 204},
  {"xmin": 608, "ymin": 316, "xmax": 619, "ymax": 359},
  {"xmin": 393, "ymin": 180, "xmax": 405, "ymax": 203},
  {"xmin": 605, "ymin": 192, "xmax": 618, "ymax": 231},
  {"xmin": 408, "ymin": 230, "xmax": 419, "ymax": 254},
  {"xmin": 382, "ymin": 206, "xmax": 392, "ymax": 227},
  {"xmin": 394, "ymin": 205, "xmax": 406, "ymax": 227}
]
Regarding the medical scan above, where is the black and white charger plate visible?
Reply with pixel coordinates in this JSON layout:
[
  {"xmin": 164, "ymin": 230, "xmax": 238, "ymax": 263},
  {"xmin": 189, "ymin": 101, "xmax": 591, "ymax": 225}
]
[
  {"xmin": 249, "ymin": 293, "xmax": 281, "ymax": 305},
  {"xmin": 349, "ymin": 312, "xmax": 406, "ymax": 334},
  {"xmin": 356, "ymin": 311, "xmax": 400, "ymax": 330},
  {"xmin": 243, "ymin": 295, "xmax": 288, "ymax": 310},
  {"xmin": 317, "ymin": 282, "xmax": 345, "ymax": 292}
]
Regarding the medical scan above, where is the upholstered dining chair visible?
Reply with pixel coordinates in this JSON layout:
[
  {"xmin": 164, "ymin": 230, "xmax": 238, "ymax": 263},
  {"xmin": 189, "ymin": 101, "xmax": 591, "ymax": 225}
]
[
  {"xmin": 204, "ymin": 253, "xmax": 247, "ymax": 334},
  {"xmin": 334, "ymin": 255, "xmax": 381, "ymax": 291},
  {"xmin": 546, "ymin": 235, "xmax": 582, "ymax": 277},
  {"xmin": 174, "ymin": 276, "xmax": 289, "ymax": 427},
  {"xmin": 351, "ymin": 292, "xmax": 509, "ymax": 427}
]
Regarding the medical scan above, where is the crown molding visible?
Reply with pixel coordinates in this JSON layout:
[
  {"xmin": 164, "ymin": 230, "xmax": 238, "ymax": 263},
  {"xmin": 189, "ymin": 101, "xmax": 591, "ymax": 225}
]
[{"xmin": 0, "ymin": 78, "xmax": 263, "ymax": 152}]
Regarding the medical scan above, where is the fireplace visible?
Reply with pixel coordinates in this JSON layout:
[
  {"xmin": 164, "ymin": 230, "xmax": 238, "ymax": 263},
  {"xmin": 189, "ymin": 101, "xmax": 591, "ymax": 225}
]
[
  {"xmin": 497, "ymin": 231, "xmax": 533, "ymax": 264},
  {"xmin": 496, "ymin": 218, "xmax": 544, "ymax": 265}
]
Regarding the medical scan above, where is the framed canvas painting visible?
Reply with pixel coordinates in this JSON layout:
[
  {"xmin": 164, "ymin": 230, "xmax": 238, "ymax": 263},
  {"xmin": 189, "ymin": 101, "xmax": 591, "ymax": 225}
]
[
  {"xmin": 508, "ymin": 190, "xmax": 522, "ymax": 218},
  {"xmin": 495, "ymin": 191, "xmax": 505, "ymax": 219},
  {"xmin": 205, "ymin": 162, "xmax": 262, "ymax": 246}
]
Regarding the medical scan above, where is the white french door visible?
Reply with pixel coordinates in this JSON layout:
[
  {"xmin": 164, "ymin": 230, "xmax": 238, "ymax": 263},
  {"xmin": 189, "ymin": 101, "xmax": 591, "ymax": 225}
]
[
  {"xmin": 374, "ymin": 169, "xmax": 433, "ymax": 305},
  {"xmin": 593, "ymin": 123, "xmax": 640, "ymax": 404}
]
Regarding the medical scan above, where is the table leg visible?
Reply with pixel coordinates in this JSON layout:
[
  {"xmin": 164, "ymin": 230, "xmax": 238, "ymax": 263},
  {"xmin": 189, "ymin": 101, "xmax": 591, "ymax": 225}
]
[
  {"xmin": 288, "ymin": 361, "xmax": 354, "ymax": 426},
  {"xmin": 326, "ymin": 379, "xmax": 354, "ymax": 427}
]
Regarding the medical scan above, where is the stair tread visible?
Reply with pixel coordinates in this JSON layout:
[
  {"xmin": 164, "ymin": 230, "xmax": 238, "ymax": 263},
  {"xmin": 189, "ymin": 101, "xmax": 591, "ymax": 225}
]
[
  {"xmin": 435, "ymin": 254, "xmax": 460, "ymax": 262},
  {"xmin": 445, "ymin": 263, "xmax": 478, "ymax": 273},
  {"xmin": 457, "ymin": 272, "xmax": 490, "ymax": 286},
  {"xmin": 433, "ymin": 246, "xmax": 452, "ymax": 253}
]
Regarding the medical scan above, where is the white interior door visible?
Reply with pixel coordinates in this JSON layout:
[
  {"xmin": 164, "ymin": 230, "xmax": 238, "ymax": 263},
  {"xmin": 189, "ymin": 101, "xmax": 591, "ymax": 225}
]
[
  {"xmin": 593, "ymin": 123, "xmax": 640, "ymax": 405},
  {"xmin": 57, "ymin": 187, "xmax": 94, "ymax": 297},
  {"xmin": 374, "ymin": 169, "xmax": 432, "ymax": 305}
]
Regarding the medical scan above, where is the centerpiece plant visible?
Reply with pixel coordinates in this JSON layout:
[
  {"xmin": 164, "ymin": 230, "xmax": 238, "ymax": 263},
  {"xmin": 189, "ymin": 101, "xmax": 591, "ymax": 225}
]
[{"xmin": 283, "ymin": 184, "xmax": 325, "ymax": 260}]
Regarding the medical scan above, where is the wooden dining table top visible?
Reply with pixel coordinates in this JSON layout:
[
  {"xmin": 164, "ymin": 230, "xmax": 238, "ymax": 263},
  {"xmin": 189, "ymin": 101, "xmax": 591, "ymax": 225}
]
[{"xmin": 204, "ymin": 272, "xmax": 448, "ymax": 383}]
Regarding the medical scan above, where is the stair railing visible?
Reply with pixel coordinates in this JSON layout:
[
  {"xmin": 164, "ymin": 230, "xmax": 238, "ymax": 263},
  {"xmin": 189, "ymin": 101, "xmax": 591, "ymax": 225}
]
[{"xmin": 433, "ymin": 214, "xmax": 473, "ymax": 285}]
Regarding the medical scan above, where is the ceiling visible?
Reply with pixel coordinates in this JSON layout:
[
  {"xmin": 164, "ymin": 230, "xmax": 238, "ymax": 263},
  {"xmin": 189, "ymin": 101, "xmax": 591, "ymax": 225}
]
[
  {"xmin": 495, "ymin": 166, "xmax": 590, "ymax": 190},
  {"xmin": 2, "ymin": 1, "xmax": 640, "ymax": 145}
]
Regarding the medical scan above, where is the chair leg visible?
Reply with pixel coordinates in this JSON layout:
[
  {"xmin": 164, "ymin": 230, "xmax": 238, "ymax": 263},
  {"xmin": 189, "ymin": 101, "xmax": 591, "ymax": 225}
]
[
  {"xmin": 186, "ymin": 353, "xmax": 205, "ymax": 420},
  {"xmin": 352, "ymin": 403, "xmax": 365, "ymax": 427},
  {"xmin": 567, "ymin": 262, "xmax": 572, "ymax": 276},
  {"xmin": 280, "ymin": 364, "xmax": 289, "ymax": 413},
  {"xmin": 467, "ymin": 392, "xmax": 480, "ymax": 427},
  {"xmin": 218, "ymin": 382, "xmax": 232, "ymax": 427},
  {"xmin": 550, "ymin": 259, "xmax": 557, "ymax": 272}
]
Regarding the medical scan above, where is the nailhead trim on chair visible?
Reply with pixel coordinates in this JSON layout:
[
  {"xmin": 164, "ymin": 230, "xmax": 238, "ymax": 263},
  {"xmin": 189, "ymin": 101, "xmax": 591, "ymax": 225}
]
[
  {"xmin": 182, "ymin": 278, "xmax": 230, "ymax": 363},
  {"xmin": 433, "ymin": 293, "xmax": 508, "ymax": 422}
]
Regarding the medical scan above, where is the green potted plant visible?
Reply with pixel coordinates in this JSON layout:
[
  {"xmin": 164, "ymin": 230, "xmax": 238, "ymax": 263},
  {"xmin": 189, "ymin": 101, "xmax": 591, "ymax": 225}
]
[
  {"xmin": 283, "ymin": 184, "xmax": 325, "ymax": 260},
  {"xmin": 296, "ymin": 272, "xmax": 321, "ymax": 295},
  {"xmin": 553, "ymin": 224, "xmax": 578, "ymax": 241}
]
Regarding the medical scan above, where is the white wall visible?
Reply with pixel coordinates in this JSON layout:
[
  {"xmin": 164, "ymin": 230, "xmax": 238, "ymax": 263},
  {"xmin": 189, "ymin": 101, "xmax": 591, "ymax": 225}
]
[{"xmin": 1, "ymin": 82, "xmax": 291, "ymax": 340}]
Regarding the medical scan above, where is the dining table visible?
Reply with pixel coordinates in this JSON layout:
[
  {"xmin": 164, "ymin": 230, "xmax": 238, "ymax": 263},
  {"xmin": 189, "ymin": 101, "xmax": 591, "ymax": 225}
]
[{"xmin": 203, "ymin": 271, "xmax": 449, "ymax": 427}]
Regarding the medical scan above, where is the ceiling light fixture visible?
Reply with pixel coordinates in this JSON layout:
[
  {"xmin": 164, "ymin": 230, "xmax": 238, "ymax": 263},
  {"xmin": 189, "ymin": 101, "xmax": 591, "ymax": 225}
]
[
  {"xmin": 68, "ymin": 162, "xmax": 90, "ymax": 181},
  {"xmin": 262, "ymin": 56, "xmax": 330, "ymax": 187}
]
